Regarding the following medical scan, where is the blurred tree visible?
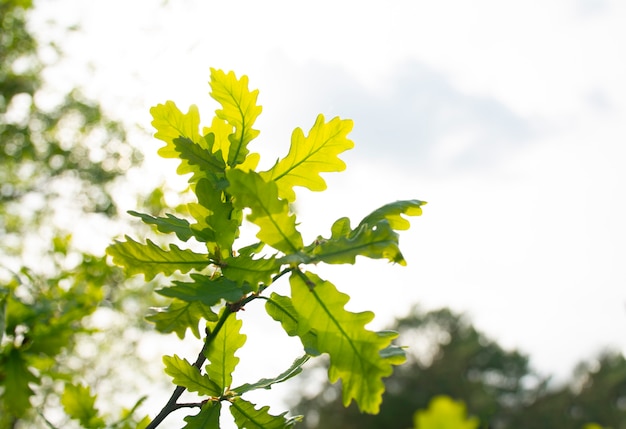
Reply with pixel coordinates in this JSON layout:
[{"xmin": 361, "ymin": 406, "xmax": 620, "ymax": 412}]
[
  {"xmin": 290, "ymin": 306, "xmax": 626, "ymax": 429},
  {"xmin": 290, "ymin": 307, "xmax": 538, "ymax": 429},
  {"xmin": 0, "ymin": 0, "xmax": 157, "ymax": 426}
]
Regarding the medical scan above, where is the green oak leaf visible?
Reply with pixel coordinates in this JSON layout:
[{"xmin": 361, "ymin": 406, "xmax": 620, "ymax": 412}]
[
  {"xmin": 157, "ymin": 274, "xmax": 249, "ymax": 306},
  {"xmin": 150, "ymin": 101, "xmax": 205, "ymax": 175},
  {"xmin": 227, "ymin": 169, "xmax": 303, "ymax": 254},
  {"xmin": 183, "ymin": 402, "xmax": 221, "ymax": 429},
  {"xmin": 220, "ymin": 254, "xmax": 282, "ymax": 290},
  {"xmin": 128, "ymin": 210, "xmax": 193, "ymax": 242},
  {"xmin": 209, "ymin": 68, "xmax": 262, "ymax": 167},
  {"xmin": 357, "ymin": 199, "xmax": 426, "ymax": 231},
  {"xmin": 163, "ymin": 354, "xmax": 221, "ymax": 396},
  {"xmin": 61, "ymin": 384, "xmax": 106, "ymax": 429},
  {"xmin": 146, "ymin": 300, "xmax": 217, "ymax": 339},
  {"xmin": 189, "ymin": 178, "xmax": 240, "ymax": 258},
  {"xmin": 261, "ymin": 114, "xmax": 354, "ymax": 202},
  {"xmin": 309, "ymin": 217, "xmax": 406, "ymax": 265},
  {"xmin": 290, "ymin": 271, "xmax": 397, "ymax": 414},
  {"xmin": 232, "ymin": 354, "xmax": 310, "ymax": 395},
  {"xmin": 264, "ymin": 293, "xmax": 319, "ymax": 355},
  {"xmin": 1, "ymin": 348, "xmax": 39, "ymax": 417},
  {"xmin": 107, "ymin": 236, "xmax": 209, "ymax": 280},
  {"xmin": 205, "ymin": 312, "xmax": 246, "ymax": 390},
  {"xmin": 173, "ymin": 136, "xmax": 226, "ymax": 185},
  {"xmin": 230, "ymin": 398, "xmax": 299, "ymax": 429}
]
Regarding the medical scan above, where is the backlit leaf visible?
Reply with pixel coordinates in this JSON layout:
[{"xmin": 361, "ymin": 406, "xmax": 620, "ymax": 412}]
[
  {"xmin": 264, "ymin": 293, "xmax": 319, "ymax": 355},
  {"xmin": 290, "ymin": 271, "xmax": 396, "ymax": 414},
  {"xmin": 230, "ymin": 398, "xmax": 299, "ymax": 429},
  {"xmin": 173, "ymin": 136, "xmax": 226, "ymax": 184},
  {"xmin": 163, "ymin": 354, "xmax": 221, "ymax": 396},
  {"xmin": 308, "ymin": 217, "xmax": 406, "ymax": 265},
  {"xmin": 128, "ymin": 210, "xmax": 193, "ymax": 242},
  {"xmin": 261, "ymin": 114, "xmax": 354, "ymax": 202},
  {"xmin": 233, "ymin": 354, "xmax": 310, "ymax": 395},
  {"xmin": 221, "ymin": 255, "xmax": 282, "ymax": 290},
  {"xmin": 107, "ymin": 236, "xmax": 209, "ymax": 280},
  {"xmin": 147, "ymin": 300, "xmax": 217, "ymax": 339},
  {"xmin": 205, "ymin": 312, "xmax": 246, "ymax": 390},
  {"xmin": 157, "ymin": 274, "xmax": 250, "ymax": 306},
  {"xmin": 357, "ymin": 199, "xmax": 426, "ymax": 231},
  {"xmin": 209, "ymin": 68, "xmax": 262, "ymax": 167},
  {"xmin": 227, "ymin": 169, "xmax": 303, "ymax": 254},
  {"xmin": 183, "ymin": 402, "xmax": 221, "ymax": 429},
  {"xmin": 150, "ymin": 101, "xmax": 205, "ymax": 175}
]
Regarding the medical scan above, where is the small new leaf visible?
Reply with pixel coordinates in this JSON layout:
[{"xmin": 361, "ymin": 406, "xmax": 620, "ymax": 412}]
[
  {"xmin": 230, "ymin": 398, "xmax": 298, "ymax": 429},
  {"xmin": 261, "ymin": 114, "xmax": 354, "ymax": 202},
  {"xmin": 163, "ymin": 355, "xmax": 221, "ymax": 397},
  {"xmin": 205, "ymin": 312, "xmax": 246, "ymax": 390},
  {"xmin": 227, "ymin": 169, "xmax": 303, "ymax": 254},
  {"xmin": 107, "ymin": 236, "xmax": 209, "ymax": 280},
  {"xmin": 290, "ymin": 271, "xmax": 397, "ymax": 414},
  {"xmin": 209, "ymin": 68, "xmax": 262, "ymax": 166}
]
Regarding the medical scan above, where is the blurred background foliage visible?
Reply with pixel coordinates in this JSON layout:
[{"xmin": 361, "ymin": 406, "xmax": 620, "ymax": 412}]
[{"xmin": 0, "ymin": 0, "xmax": 165, "ymax": 426}]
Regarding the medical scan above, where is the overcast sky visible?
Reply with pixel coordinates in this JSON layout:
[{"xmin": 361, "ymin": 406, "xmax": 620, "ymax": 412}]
[{"xmin": 31, "ymin": 0, "xmax": 626, "ymax": 425}]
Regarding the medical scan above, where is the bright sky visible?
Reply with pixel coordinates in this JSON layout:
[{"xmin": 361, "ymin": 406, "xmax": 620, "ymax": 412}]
[{"xmin": 31, "ymin": 0, "xmax": 626, "ymax": 425}]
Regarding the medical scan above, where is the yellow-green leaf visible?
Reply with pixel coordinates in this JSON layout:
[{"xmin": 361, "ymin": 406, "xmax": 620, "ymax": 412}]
[
  {"xmin": 209, "ymin": 68, "xmax": 262, "ymax": 166},
  {"xmin": 106, "ymin": 236, "xmax": 209, "ymax": 280},
  {"xmin": 230, "ymin": 398, "xmax": 299, "ymax": 429},
  {"xmin": 163, "ymin": 355, "xmax": 221, "ymax": 396},
  {"xmin": 227, "ymin": 169, "xmax": 303, "ymax": 254},
  {"xmin": 147, "ymin": 300, "xmax": 217, "ymax": 339},
  {"xmin": 61, "ymin": 384, "xmax": 106, "ymax": 429},
  {"xmin": 413, "ymin": 396, "xmax": 480, "ymax": 429},
  {"xmin": 290, "ymin": 271, "xmax": 396, "ymax": 414},
  {"xmin": 261, "ymin": 114, "xmax": 354, "ymax": 202},
  {"xmin": 205, "ymin": 312, "xmax": 246, "ymax": 390}
]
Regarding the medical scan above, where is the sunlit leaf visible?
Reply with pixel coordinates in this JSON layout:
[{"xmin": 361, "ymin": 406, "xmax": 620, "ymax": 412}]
[
  {"xmin": 61, "ymin": 383, "xmax": 106, "ymax": 429},
  {"xmin": 413, "ymin": 396, "xmax": 479, "ymax": 429},
  {"xmin": 147, "ymin": 300, "xmax": 217, "ymax": 339},
  {"xmin": 264, "ymin": 293, "xmax": 319, "ymax": 355},
  {"xmin": 183, "ymin": 402, "xmax": 221, "ymax": 429},
  {"xmin": 173, "ymin": 136, "xmax": 226, "ymax": 184},
  {"xmin": 233, "ymin": 355, "xmax": 310, "ymax": 395},
  {"xmin": 128, "ymin": 210, "xmax": 193, "ymax": 242},
  {"xmin": 107, "ymin": 236, "xmax": 209, "ymax": 280},
  {"xmin": 163, "ymin": 354, "xmax": 221, "ymax": 396},
  {"xmin": 261, "ymin": 114, "xmax": 354, "ymax": 202},
  {"xmin": 230, "ymin": 398, "xmax": 299, "ymax": 429},
  {"xmin": 221, "ymin": 255, "xmax": 282, "ymax": 290},
  {"xmin": 357, "ymin": 199, "xmax": 426, "ymax": 231},
  {"xmin": 157, "ymin": 274, "xmax": 249, "ymax": 306},
  {"xmin": 308, "ymin": 217, "xmax": 406, "ymax": 265},
  {"xmin": 209, "ymin": 68, "xmax": 262, "ymax": 166},
  {"xmin": 290, "ymin": 271, "xmax": 396, "ymax": 414},
  {"xmin": 205, "ymin": 312, "xmax": 246, "ymax": 390},
  {"xmin": 227, "ymin": 169, "xmax": 303, "ymax": 254}
]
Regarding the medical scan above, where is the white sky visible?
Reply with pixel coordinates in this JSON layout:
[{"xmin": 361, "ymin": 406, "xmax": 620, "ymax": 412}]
[{"xmin": 30, "ymin": 0, "xmax": 626, "ymax": 426}]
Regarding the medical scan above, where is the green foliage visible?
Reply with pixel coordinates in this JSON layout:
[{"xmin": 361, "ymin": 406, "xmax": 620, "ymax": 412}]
[
  {"xmin": 412, "ymin": 396, "xmax": 479, "ymax": 429},
  {"xmin": 109, "ymin": 68, "xmax": 425, "ymax": 428}
]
